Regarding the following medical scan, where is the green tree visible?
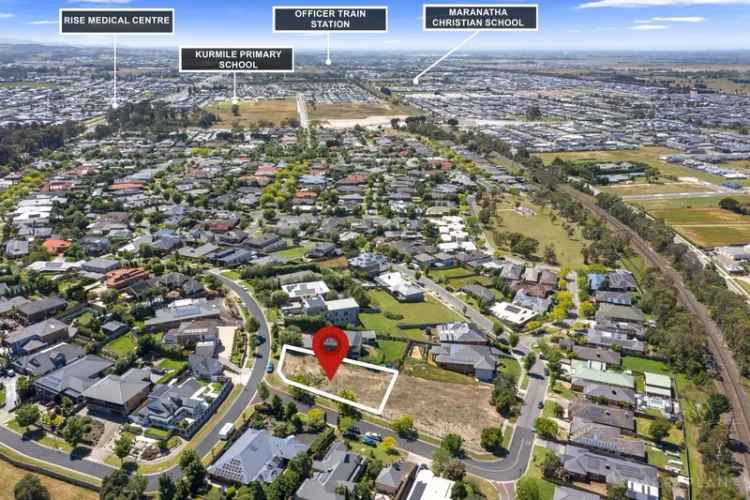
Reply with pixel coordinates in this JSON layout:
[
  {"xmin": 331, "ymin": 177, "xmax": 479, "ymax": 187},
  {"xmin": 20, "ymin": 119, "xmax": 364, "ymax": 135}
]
[
  {"xmin": 15, "ymin": 404, "xmax": 40, "ymax": 432},
  {"xmin": 480, "ymin": 427, "xmax": 504, "ymax": 454},
  {"xmin": 114, "ymin": 434, "xmax": 133, "ymax": 465},
  {"xmin": 158, "ymin": 475, "xmax": 176, "ymax": 500},
  {"xmin": 62, "ymin": 416, "xmax": 86, "ymax": 449},
  {"xmin": 524, "ymin": 352, "xmax": 537, "ymax": 371},
  {"xmin": 179, "ymin": 449, "xmax": 207, "ymax": 495},
  {"xmin": 441, "ymin": 433, "xmax": 464, "ymax": 457},
  {"xmin": 14, "ymin": 474, "xmax": 50, "ymax": 500},
  {"xmin": 649, "ymin": 417, "xmax": 671, "ymax": 443},
  {"xmin": 257, "ymin": 381, "xmax": 269, "ymax": 401},
  {"xmin": 392, "ymin": 415, "xmax": 418, "ymax": 439},
  {"xmin": 607, "ymin": 482, "xmax": 629, "ymax": 500},
  {"xmin": 515, "ymin": 476, "xmax": 540, "ymax": 500},
  {"xmin": 534, "ymin": 417, "xmax": 558, "ymax": 440}
]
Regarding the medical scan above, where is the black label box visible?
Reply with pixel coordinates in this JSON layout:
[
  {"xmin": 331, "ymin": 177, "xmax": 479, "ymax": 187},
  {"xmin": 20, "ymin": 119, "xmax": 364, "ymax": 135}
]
[
  {"xmin": 59, "ymin": 8, "xmax": 174, "ymax": 35},
  {"xmin": 179, "ymin": 47, "xmax": 295, "ymax": 73},
  {"xmin": 423, "ymin": 4, "xmax": 538, "ymax": 31},
  {"xmin": 273, "ymin": 6, "xmax": 387, "ymax": 32}
]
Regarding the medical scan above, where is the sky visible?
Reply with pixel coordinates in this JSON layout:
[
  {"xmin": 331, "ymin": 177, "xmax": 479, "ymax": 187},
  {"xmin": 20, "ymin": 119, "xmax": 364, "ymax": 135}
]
[{"xmin": 0, "ymin": 0, "xmax": 749, "ymax": 51}]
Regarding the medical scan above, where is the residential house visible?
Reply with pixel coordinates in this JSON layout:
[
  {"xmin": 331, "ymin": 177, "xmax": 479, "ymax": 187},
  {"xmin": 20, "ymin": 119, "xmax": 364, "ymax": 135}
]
[
  {"xmin": 106, "ymin": 267, "xmax": 150, "ymax": 290},
  {"xmin": 348, "ymin": 253, "xmax": 390, "ymax": 277},
  {"xmin": 573, "ymin": 346, "xmax": 621, "ymax": 367},
  {"xmin": 208, "ymin": 428, "xmax": 309, "ymax": 484},
  {"xmin": 568, "ymin": 399, "xmax": 635, "ymax": 433},
  {"xmin": 83, "ymin": 368, "xmax": 152, "ymax": 417},
  {"xmin": 34, "ymin": 355, "xmax": 113, "ymax": 402},
  {"xmin": 13, "ymin": 343, "xmax": 86, "ymax": 377},
  {"xmin": 562, "ymin": 446, "xmax": 658, "ymax": 500},
  {"xmin": 375, "ymin": 272, "xmax": 423, "ymax": 302},
  {"xmin": 16, "ymin": 296, "xmax": 67, "ymax": 324},
  {"xmin": 430, "ymin": 323, "xmax": 499, "ymax": 382},
  {"xmin": 144, "ymin": 298, "xmax": 225, "ymax": 332},
  {"xmin": 569, "ymin": 417, "xmax": 646, "ymax": 460},
  {"xmin": 295, "ymin": 442, "xmax": 367, "ymax": 500},
  {"xmin": 324, "ymin": 298, "xmax": 359, "ymax": 327},
  {"xmin": 403, "ymin": 467, "xmax": 454, "ymax": 500},
  {"xmin": 490, "ymin": 302, "xmax": 537, "ymax": 328},
  {"xmin": 596, "ymin": 304, "xmax": 646, "ymax": 325},
  {"xmin": 375, "ymin": 461, "xmax": 417, "ymax": 497},
  {"xmin": 5, "ymin": 318, "xmax": 75, "ymax": 355}
]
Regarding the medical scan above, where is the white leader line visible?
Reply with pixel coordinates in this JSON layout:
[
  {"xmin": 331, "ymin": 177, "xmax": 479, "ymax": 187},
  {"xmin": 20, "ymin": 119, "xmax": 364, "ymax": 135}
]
[
  {"xmin": 413, "ymin": 30, "xmax": 479, "ymax": 85},
  {"xmin": 276, "ymin": 344, "xmax": 399, "ymax": 415},
  {"xmin": 112, "ymin": 35, "xmax": 118, "ymax": 109},
  {"xmin": 325, "ymin": 33, "xmax": 332, "ymax": 65}
]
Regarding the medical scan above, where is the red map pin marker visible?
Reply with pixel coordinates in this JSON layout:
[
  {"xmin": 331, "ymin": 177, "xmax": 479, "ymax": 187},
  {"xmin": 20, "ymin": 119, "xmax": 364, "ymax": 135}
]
[{"xmin": 312, "ymin": 325, "xmax": 349, "ymax": 381}]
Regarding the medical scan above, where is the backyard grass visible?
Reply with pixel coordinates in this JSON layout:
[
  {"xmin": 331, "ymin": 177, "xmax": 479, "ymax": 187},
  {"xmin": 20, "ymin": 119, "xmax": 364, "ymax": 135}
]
[
  {"xmin": 103, "ymin": 334, "xmax": 136, "ymax": 358},
  {"xmin": 272, "ymin": 245, "xmax": 311, "ymax": 259},
  {"xmin": 492, "ymin": 196, "xmax": 586, "ymax": 268},
  {"xmin": 636, "ymin": 417, "xmax": 684, "ymax": 447},
  {"xmin": 620, "ymin": 254, "xmax": 650, "ymax": 284},
  {"xmin": 203, "ymin": 98, "xmax": 298, "ymax": 127},
  {"xmin": 402, "ymin": 359, "xmax": 477, "ymax": 385},
  {"xmin": 622, "ymin": 356, "xmax": 672, "ymax": 375},
  {"xmin": 359, "ymin": 290, "xmax": 462, "ymax": 341},
  {"xmin": 523, "ymin": 445, "xmax": 557, "ymax": 500},
  {"xmin": 647, "ymin": 447, "xmax": 669, "ymax": 468},
  {"xmin": 675, "ymin": 373, "xmax": 713, "ymax": 492},
  {"xmin": 362, "ymin": 339, "xmax": 408, "ymax": 366},
  {"xmin": 345, "ymin": 438, "xmax": 405, "ymax": 464},
  {"xmin": 552, "ymin": 381, "xmax": 575, "ymax": 400}
]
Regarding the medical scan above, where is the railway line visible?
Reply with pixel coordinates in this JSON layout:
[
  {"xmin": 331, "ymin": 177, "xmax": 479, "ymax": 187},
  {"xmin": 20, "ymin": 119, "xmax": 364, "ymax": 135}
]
[{"xmin": 560, "ymin": 184, "xmax": 750, "ymax": 489}]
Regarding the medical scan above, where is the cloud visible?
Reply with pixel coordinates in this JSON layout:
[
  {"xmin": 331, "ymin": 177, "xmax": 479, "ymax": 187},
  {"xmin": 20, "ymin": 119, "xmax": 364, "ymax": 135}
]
[
  {"xmin": 579, "ymin": 0, "xmax": 750, "ymax": 8},
  {"xmin": 0, "ymin": 13, "xmax": 15, "ymax": 19},
  {"xmin": 651, "ymin": 16, "xmax": 706, "ymax": 21},
  {"xmin": 629, "ymin": 23, "xmax": 670, "ymax": 29},
  {"xmin": 28, "ymin": 20, "xmax": 57, "ymax": 25}
]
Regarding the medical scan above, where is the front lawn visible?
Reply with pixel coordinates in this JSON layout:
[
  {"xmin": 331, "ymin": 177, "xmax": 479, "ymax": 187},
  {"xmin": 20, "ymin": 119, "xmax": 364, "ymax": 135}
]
[{"xmin": 521, "ymin": 445, "xmax": 557, "ymax": 500}]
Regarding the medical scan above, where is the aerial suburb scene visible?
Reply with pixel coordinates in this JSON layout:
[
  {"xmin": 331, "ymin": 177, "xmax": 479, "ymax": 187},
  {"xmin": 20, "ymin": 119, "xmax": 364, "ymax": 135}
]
[{"xmin": 2, "ymin": 1, "xmax": 750, "ymax": 500}]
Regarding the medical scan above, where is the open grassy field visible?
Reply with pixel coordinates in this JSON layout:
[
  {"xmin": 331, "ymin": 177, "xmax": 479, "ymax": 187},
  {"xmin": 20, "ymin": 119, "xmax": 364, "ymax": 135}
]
[
  {"xmin": 203, "ymin": 98, "xmax": 298, "ymax": 127},
  {"xmin": 633, "ymin": 194, "xmax": 750, "ymax": 211},
  {"xmin": 493, "ymin": 196, "xmax": 586, "ymax": 267},
  {"xmin": 307, "ymin": 101, "xmax": 417, "ymax": 121},
  {"xmin": 535, "ymin": 146, "xmax": 734, "ymax": 186},
  {"xmin": 648, "ymin": 207, "xmax": 750, "ymax": 247},
  {"xmin": 0, "ymin": 463, "xmax": 97, "ymax": 500},
  {"xmin": 359, "ymin": 290, "xmax": 462, "ymax": 341},
  {"xmin": 599, "ymin": 182, "xmax": 717, "ymax": 196}
]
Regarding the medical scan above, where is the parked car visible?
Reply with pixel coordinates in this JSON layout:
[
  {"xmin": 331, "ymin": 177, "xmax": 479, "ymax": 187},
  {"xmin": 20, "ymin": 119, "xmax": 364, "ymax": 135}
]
[
  {"xmin": 365, "ymin": 432, "xmax": 382, "ymax": 442},
  {"xmin": 361, "ymin": 435, "xmax": 379, "ymax": 446},
  {"xmin": 266, "ymin": 362, "xmax": 274, "ymax": 373},
  {"xmin": 537, "ymin": 401, "xmax": 544, "ymax": 409}
]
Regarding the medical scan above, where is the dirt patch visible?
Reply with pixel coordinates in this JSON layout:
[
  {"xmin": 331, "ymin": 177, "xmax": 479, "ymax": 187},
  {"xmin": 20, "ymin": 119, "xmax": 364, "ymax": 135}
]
[
  {"xmin": 203, "ymin": 98, "xmax": 298, "ymax": 128},
  {"xmin": 281, "ymin": 352, "xmax": 500, "ymax": 446}
]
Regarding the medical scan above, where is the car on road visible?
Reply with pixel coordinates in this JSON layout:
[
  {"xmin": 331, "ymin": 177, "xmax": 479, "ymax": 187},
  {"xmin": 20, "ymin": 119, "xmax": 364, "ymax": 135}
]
[
  {"xmin": 364, "ymin": 432, "xmax": 382, "ymax": 442},
  {"xmin": 361, "ymin": 435, "xmax": 379, "ymax": 446},
  {"xmin": 537, "ymin": 401, "xmax": 544, "ymax": 409},
  {"xmin": 266, "ymin": 362, "xmax": 274, "ymax": 373}
]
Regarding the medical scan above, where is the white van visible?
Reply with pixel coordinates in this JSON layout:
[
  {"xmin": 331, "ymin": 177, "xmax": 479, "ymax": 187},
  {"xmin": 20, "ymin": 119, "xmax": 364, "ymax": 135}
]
[{"xmin": 219, "ymin": 423, "xmax": 235, "ymax": 440}]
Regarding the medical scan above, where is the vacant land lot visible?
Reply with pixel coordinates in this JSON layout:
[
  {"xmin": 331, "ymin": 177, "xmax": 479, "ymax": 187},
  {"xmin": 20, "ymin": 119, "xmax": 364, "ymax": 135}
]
[
  {"xmin": 360, "ymin": 290, "xmax": 462, "ymax": 341},
  {"xmin": 281, "ymin": 352, "xmax": 498, "ymax": 445},
  {"xmin": 0, "ymin": 465, "xmax": 96, "ymax": 500},
  {"xmin": 308, "ymin": 101, "xmax": 417, "ymax": 121},
  {"xmin": 599, "ymin": 182, "xmax": 717, "ymax": 196},
  {"xmin": 649, "ymin": 207, "xmax": 750, "ymax": 247},
  {"xmin": 204, "ymin": 99, "xmax": 298, "ymax": 127},
  {"xmin": 536, "ymin": 146, "xmax": 733, "ymax": 186},
  {"xmin": 633, "ymin": 194, "xmax": 750, "ymax": 211},
  {"xmin": 493, "ymin": 196, "xmax": 586, "ymax": 267}
]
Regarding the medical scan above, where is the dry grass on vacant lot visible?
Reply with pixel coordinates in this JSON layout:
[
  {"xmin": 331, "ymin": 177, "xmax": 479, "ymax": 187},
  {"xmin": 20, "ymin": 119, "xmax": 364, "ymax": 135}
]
[
  {"xmin": 203, "ymin": 98, "xmax": 298, "ymax": 127},
  {"xmin": 281, "ymin": 352, "xmax": 500, "ymax": 446},
  {"xmin": 308, "ymin": 102, "xmax": 417, "ymax": 121},
  {"xmin": 0, "ymin": 466, "xmax": 97, "ymax": 500}
]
